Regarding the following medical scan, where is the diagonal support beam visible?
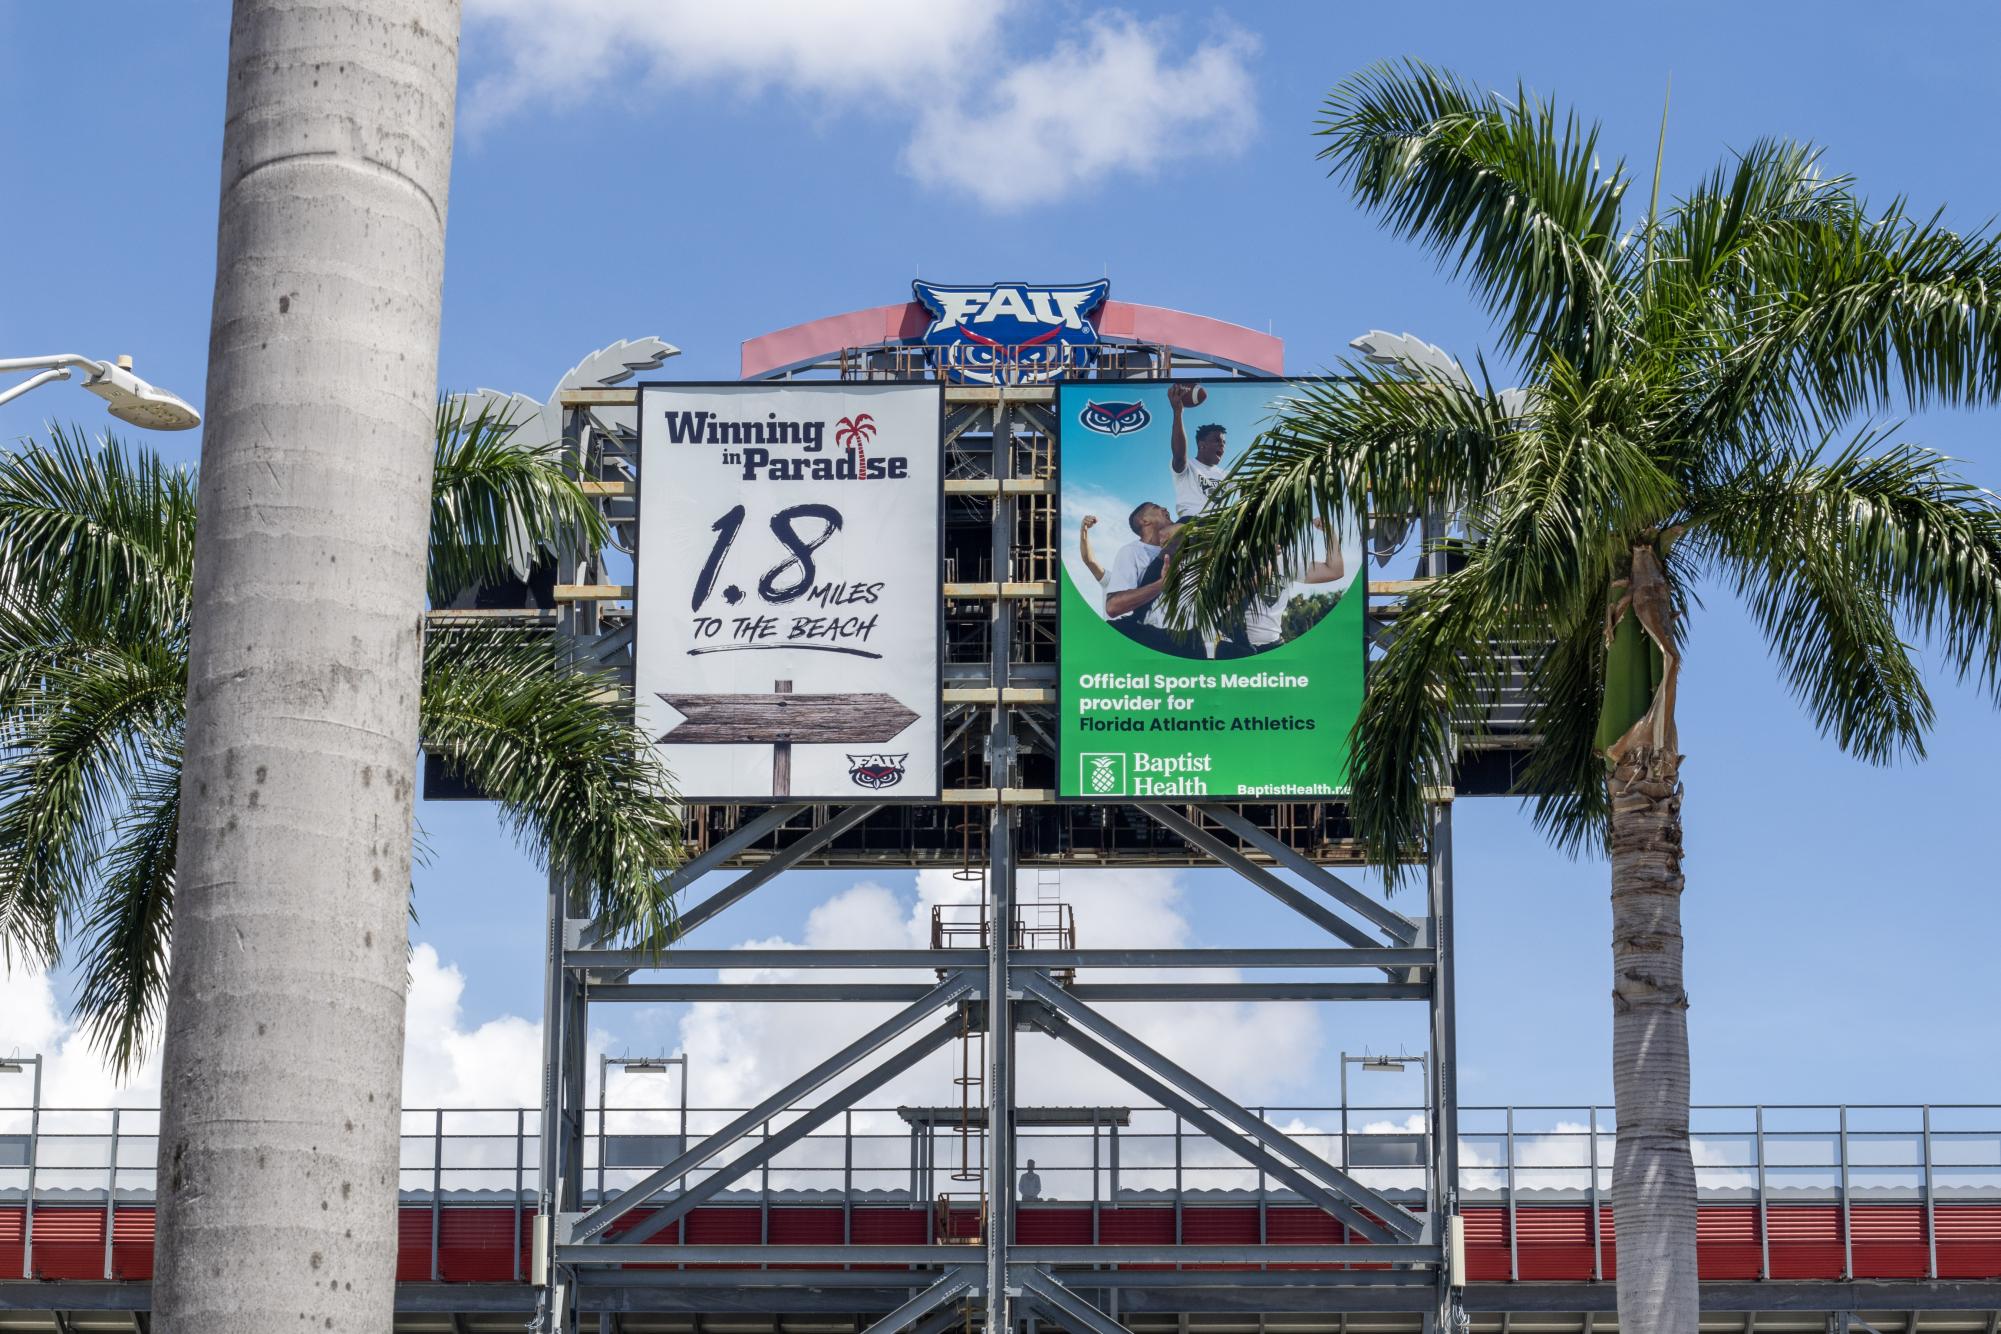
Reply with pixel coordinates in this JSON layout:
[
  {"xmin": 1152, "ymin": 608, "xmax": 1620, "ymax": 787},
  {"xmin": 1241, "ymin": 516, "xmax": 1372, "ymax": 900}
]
[
  {"xmin": 1020, "ymin": 974, "xmax": 1424, "ymax": 1241},
  {"xmin": 1016, "ymin": 1267, "xmax": 1133, "ymax": 1334},
  {"xmin": 572, "ymin": 972, "xmax": 977, "ymax": 1241},
  {"xmin": 663, "ymin": 803, "xmax": 810, "ymax": 896},
  {"xmin": 858, "ymin": 1267, "xmax": 983, "ymax": 1334},
  {"xmin": 1024, "ymin": 1002, "xmax": 1398, "ymax": 1243},
  {"xmin": 1137, "ymin": 804, "xmax": 1394, "ymax": 953},
  {"xmin": 620, "ymin": 1020, "xmax": 962, "ymax": 1245},
  {"xmin": 672, "ymin": 804, "xmax": 880, "ymax": 936},
  {"xmin": 1203, "ymin": 806, "xmax": 1420, "ymax": 944}
]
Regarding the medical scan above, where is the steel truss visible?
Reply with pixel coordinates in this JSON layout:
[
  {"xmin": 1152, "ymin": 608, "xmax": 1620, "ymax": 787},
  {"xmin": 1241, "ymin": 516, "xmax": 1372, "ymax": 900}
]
[{"xmin": 533, "ymin": 378, "xmax": 1464, "ymax": 1334}]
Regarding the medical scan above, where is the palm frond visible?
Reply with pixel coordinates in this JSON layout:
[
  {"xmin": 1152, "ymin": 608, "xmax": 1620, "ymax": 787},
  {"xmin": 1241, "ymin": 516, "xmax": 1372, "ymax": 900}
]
[
  {"xmin": 72, "ymin": 748, "xmax": 180, "ymax": 1076},
  {"xmin": 0, "ymin": 424, "xmax": 196, "ymax": 639},
  {"xmin": 1318, "ymin": 59, "xmax": 1631, "ymax": 367},
  {"xmin": 1696, "ymin": 430, "xmax": 2001, "ymax": 750},
  {"xmin": 0, "ymin": 637, "xmax": 186, "ymax": 967},
  {"xmin": 1723, "ymin": 198, "xmax": 2001, "ymax": 428},
  {"xmin": 1466, "ymin": 355, "xmax": 1681, "ymax": 612},
  {"xmin": 1514, "ymin": 600, "xmax": 1614, "ymax": 853},
  {"xmin": 419, "ymin": 626, "xmax": 683, "ymax": 945},
  {"xmin": 430, "ymin": 398, "xmax": 609, "ymax": 604},
  {"xmin": 1171, "ymin": 359, "xmax": 1520, "ymax": 625},
  {"xmin": 1347, "ymin": 561, "xmax": 1528, "ymax": 879}
]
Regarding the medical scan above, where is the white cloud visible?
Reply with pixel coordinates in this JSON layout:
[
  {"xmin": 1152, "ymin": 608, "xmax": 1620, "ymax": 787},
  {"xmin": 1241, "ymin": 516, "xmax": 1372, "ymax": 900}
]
[
  {"xmin": 462, "ymin": 2, "xmax": 1258, "ymax": 210},
  {"xmin": 0, "ymin": 957, "xmax": 162, "ymax": 1111},
  {"xmin": 463, "ymin": 0, "xmax": 1006, "ymax": 127},
  {"xmin": 0, "ymin": 945, "xmax": 549, "ymax": 1117},
  {"xmin": 903, "ymin": 16, "xmax": 1259, "ymax": 210},
  {"xmin": 402, "ymin": 943, "xmax": 547, "ymax": 1108}
]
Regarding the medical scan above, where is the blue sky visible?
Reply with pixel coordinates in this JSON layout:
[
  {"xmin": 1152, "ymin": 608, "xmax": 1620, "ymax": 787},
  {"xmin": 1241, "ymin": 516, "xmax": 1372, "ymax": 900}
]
[{"xmin": 3, "ymin": 1, "xmax": 1999, "ymax": 1115}]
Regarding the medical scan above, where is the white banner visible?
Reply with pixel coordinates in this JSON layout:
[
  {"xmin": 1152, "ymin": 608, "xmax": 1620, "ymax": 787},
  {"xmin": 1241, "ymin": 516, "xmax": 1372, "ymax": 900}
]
[{"xmin": 635, "ymin": 383, "xmax": 941, "ymax": 800}]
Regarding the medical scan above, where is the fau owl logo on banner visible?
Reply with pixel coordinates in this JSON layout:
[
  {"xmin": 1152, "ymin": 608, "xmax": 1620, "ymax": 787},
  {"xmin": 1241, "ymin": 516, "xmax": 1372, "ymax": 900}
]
[
  {"xmin": 912, "ymin": 280, "xmax": 1110, "ymax": 385},
  {"xmin": 1078, "ymin": 399, "xmax": 1152, "ymax": 435}
]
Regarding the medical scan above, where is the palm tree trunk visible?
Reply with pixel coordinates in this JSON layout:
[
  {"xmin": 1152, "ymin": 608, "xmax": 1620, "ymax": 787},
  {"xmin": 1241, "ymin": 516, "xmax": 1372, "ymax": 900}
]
[
  {"xmin": 153, "ymin": 4, "xmax": 459, "ymax": 1330},
  {"xmin": 1608, "ymin": 744, "xmax": 1698, "ymax": 1334}
]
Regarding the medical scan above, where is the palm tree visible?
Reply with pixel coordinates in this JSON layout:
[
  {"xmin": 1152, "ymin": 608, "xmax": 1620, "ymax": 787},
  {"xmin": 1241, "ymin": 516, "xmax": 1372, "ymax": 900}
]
[
  {"xmin": 1174, "ymin": 62, "xmax": 2001, "ymax": 1334},
  {"xmin": 0, "ymin": 405, "xmax": 681, "ymax": 1071}
]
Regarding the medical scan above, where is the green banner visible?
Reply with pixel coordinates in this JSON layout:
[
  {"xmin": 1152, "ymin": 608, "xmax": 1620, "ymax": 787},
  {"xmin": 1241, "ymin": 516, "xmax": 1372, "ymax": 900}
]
[{"xmin": 1056, "ymin": 381, "xmax": 1366, "ymax": 800}]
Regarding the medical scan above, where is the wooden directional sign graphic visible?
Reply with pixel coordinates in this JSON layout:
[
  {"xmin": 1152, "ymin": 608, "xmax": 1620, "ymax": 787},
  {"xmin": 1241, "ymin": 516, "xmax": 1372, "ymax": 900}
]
[
  {"xmin": 657, "ymin": 689, "xmax": 920, "ymax": 744},
  {"xmin": 658, "ymin": 680, "xmax": 920, "ymax": 796}
]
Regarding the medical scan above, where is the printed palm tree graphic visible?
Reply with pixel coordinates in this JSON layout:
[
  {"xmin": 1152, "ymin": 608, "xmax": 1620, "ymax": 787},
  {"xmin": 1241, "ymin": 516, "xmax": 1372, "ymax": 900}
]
[{"xmin": 836, "ymin": 413, "xmax": 877, "ymax": 477}]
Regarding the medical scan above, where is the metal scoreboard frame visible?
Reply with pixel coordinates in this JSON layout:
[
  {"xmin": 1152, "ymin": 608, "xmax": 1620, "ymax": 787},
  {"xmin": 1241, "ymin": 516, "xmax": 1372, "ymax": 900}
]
[{"xmin": 509, "ymin": 289, "xmax": 1473, "ymax": 1334}]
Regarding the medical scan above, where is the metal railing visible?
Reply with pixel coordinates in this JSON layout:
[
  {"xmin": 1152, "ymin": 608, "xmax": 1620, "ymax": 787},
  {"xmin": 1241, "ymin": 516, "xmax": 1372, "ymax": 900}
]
[{"xmin": 5, "ymin": 1101, "xmax": 1999, "ymax": 1283}]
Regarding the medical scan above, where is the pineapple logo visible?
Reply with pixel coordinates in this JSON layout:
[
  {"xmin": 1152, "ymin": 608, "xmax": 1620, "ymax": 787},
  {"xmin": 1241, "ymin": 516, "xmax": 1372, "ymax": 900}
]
[{"xmin": 1081, "ymin": 753, "xmax": 1126, "ymax": 796}]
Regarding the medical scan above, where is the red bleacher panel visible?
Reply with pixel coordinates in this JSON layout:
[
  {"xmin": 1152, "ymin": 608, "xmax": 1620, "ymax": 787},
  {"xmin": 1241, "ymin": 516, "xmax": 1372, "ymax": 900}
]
[
  {"xmin": 28, "ymin": 1208, "xmax": 105, "ymax": 1280},
  {"xmin": 13, "ymin": 1197, "xmax": 2001, "ymax": 1289},
  {"xmin": 1765, "ymin": 1203, "xmax": 1841, "ymax": 1279},
  {"xmin": 1097, "ymin": 1207, "xmax": 1172, "ymax": 1246},
  {"xmin": 1266, "ymin": 1205, "xmax": 1344, "ymax": 1245},
  {"xmin": 1851, "ymin": 1204, "xmax": 1927, "ymax": 1278},
  {"xmin": 1514, "ymin": 1205, "xmax": 1592, "ymax": 1280},
  {"xmin": 0, "ymin": 1207, "xmax": 23, "ymax": 1280},
  {"xmin": 1017, "ymin": 1205, "xmax": 1092, "ymax": 1245},
  {"xmin": 768, "ymin": 1206, "xmax": 844, "ymax": 1245},
  {"xmin": 848, "ymin": 1206, "xmax": 924, "ymax": 1245},
  {"xmin": 1461, "ymin": 1205, "xmax": 1509, "ymax": 1281},
  {"xmin": 1937, "ymin": 1204, "xmax": 2001, "ymax": 1279},
  {"xmin": 1696, "ymin": 1206, "xmax": 1760, "ymax": 1280},
  {"xmin": 439, "ymin": 1206, "xmax": 523, "ymax": 1282},
  {"xmin": 1180, "ymin": 1204, "xmax": 1257, "ymax": 1245},
  {"xmin": 684, "ymin": 1206, "xmax": 760, "ymax": 1244},
  {"xmin": 111, "ymin": 1207, "xmax": 154, "ymax": 1280},
  {"xmin": 397, "ymin": 1207, "xmax": 434, "ymax": 1282}
]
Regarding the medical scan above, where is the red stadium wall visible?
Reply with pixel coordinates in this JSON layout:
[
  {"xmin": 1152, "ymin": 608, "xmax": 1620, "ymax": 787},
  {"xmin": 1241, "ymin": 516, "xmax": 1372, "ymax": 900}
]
[{"xmin": 5, "ymin": 1202, "xmax": 2001, "ymax": 1284}]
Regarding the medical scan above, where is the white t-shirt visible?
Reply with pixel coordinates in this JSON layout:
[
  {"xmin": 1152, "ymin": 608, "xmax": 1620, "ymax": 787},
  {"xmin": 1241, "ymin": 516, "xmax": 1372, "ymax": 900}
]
[
  {"xmin": 1104, "ymin": 539, "xmax": 1160, "ymax": 605},
  {"xmin": 1243, "ymin": 550, "xmax": 1313, "ymax": 647},
  {"xmin": 1173, "ymin": 455, "xmax": 1226, "ymax": 518}
]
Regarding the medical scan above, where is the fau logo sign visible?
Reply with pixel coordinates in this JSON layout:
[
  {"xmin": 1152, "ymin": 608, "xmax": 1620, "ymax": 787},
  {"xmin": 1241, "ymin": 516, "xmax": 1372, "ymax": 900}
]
[
  {"xmin": 1078, "ymin": 399, "xmax": 1151, "ymax": 435},
  {"xmin": 912, "ymin": 280, "xmax": 1110, "ymax": 385}
]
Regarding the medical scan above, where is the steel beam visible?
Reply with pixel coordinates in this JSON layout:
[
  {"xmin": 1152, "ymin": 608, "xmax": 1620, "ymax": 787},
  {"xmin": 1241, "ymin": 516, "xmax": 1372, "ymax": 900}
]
[
  {"xmin": 857, "ymin": 1269, "xmax": 982, "ymax": 1334},
  {"xmin": 671, "ymin": 804, "xmax": 881, "ymax": 936},
  {"xmin": 1025, "ymin": 1005, "xmax": 1400, "ymax": 1243},
  {"xmin": 1204, "ymin": 806, "xmax": 1421, "ymax": 944},
  {"xmin": 557, "ymin": 1243, "xmax": 1438, "ymax": 1266},
  {"xmin": 593, "ymin": 983, "xmax": 952, "ymax": 1002},
  {"xmin": 661, "ymin": 804, "xmax": 809, "ymax": 897},
  {"xmin": 1137, "ymin": 804, "xmax": 1391, "ymax": 952},
  {"xmin": 571, "ymin": 947, "xmax": 1434, "ymax": 971},
  {"xmin": 1429, "ymin": 799, "xmax": 1462, "ymax": 1324},
  {"xmin": 591, "ymin": 980, "xmax": 1428, "ymax": 1002},
  {"xmin": 1069, "ymin": 981, "xmax": 1428, "ymax": 1002},
  {"xmin": 615, "ymin": 1020, "xmax": 961, "ymax": 1244},
  {"xmin": 1021, "ymin": 973, "xmax": 1424, "ymax": 1241},
  {"xmin": 1018, "ymin": 1267, "xmax": 1132, "ymax": 1334},
  {"xmin": 570, "ymin": 972, "xmax": 978, "ymax": 1242},
  {"xmin": 988, "ymin": 398, "xmax": 1017, "ymax": 1334}
]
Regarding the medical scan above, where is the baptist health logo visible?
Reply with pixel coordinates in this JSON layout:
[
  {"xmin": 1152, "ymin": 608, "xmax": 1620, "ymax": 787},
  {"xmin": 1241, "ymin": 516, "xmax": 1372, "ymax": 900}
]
[{"xmin": 1081, "ymin": 753, "xmax": 1127, "ymax": 796}]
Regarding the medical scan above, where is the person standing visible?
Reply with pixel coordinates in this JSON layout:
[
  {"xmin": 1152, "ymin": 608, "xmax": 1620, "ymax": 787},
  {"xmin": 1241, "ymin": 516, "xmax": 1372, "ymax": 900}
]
[{"xmin": 1167, "ymin": 382, "xmax": 1226, "ymax": 519}]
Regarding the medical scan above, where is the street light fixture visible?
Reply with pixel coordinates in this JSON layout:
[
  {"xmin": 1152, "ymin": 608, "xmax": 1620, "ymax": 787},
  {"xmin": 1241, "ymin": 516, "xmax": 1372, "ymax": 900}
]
[
  {"xmin": 1340, "ymin": 1049, "xmax": 1428, "ymax": 1169},
  {"xmin": 596, "ymin": 1054, "xmax": 689, "ymax": 1203},
  {"xmin": 0, "ymin": 354, "xmax": 201, "ymax": 430},
  {"xmin": 1, "ymin": 1054, "xmax": 43, "ymax": 1277}
]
